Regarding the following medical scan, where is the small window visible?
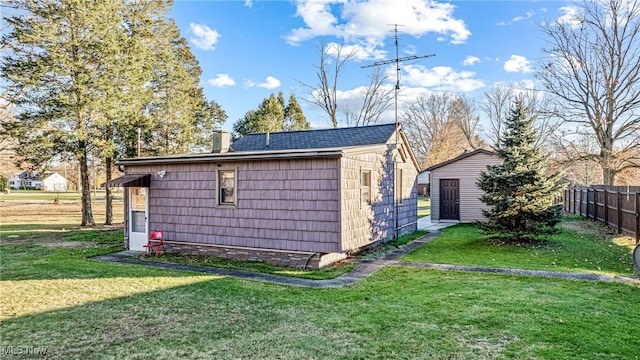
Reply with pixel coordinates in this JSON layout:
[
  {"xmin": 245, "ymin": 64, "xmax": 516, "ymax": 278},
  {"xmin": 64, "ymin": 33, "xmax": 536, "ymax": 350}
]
[
  {"xmin": 361, "ymin": 170, "xmax": 371, "ymax": 205},
  {"xmin": 217, "ymin": 169, "xmax": 236, "ymax": 206},
  {"xmin": 131, "ymin": 187, "xmax": 146, "ymax": 210}
]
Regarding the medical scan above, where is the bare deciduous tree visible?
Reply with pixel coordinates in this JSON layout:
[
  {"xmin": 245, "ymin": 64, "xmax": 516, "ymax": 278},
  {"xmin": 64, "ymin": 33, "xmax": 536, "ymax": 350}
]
[
  {"xmin": 341, "ymin": 67, "xmax": 395, "ymax": 127},
  {"xmin": 298, "ymin": 41, "xmax": 355, "ymax": 128},
  {"xmin": 538, "ymin": 0, "xmax": 640, "ymax": 185},
  {"xmin": 548, "ymin": 129, "xmax": 602, "ymax": 185},
  {"xmin": 448, "ymin": 95, "xmax": 484, "ymax": 150},
  {"xmin": 481, "ymin": 85, "xmax": 560, "ymax": 149},
  {"xmin": 481, "ymin": 86, "xmax": 513, "ymax": 147},
  {"xmin": 299, "ymin": 42, "xmax": 394, "ymax": 128},
  {"xmin": 401, "ymin": 93, "xmax": 473, "ymax": 168}
]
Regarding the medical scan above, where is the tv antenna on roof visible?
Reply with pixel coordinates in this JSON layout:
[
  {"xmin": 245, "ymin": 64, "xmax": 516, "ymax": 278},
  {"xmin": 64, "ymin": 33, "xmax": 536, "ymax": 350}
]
[
  {"xmin": 361, "ymin": 24, "xmax": 435, "ymax": 128},
  {"xmin": 362, "ymin": 24, "xmax": 434, "ymax": 240}
]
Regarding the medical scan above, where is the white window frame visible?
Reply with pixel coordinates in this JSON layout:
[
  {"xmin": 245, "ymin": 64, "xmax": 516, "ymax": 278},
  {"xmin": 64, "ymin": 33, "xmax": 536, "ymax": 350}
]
[
  {"xmin": 216, "ymin": 167, "xmax": 237, "ymax": 207},
  {"xmin": 361, "ymin": 169, "xmax": 372, "ymax": 206}
]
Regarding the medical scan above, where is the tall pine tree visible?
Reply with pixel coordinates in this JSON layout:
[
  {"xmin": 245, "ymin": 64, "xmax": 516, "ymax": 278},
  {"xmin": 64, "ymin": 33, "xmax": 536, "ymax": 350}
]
[
  {"xmin": 1, "ymin": 0, "xmax": 224, "ymax": 226},
  {"xmin": 476, "ymin": 99, "xmax": 564, "ymax": 240},
  {"xmin": 233, "ymin": 92, "xmax": 310, "ymax": 139},
  {"xmin": 284, "ymin": 94, "xmax": 310, "ymax": 131}
]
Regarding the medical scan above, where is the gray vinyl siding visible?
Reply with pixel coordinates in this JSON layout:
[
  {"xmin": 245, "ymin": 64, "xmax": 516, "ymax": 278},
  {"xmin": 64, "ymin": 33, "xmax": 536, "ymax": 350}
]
[
  {"xmin": 430, "ymin": 152, "xmax": 500, "ymax": 222},
  {"xmin": 340, "ymin": 143, "xmax": 418, "ymax": 252},
  {"xmin": 340, "ymin": 151, "xmax": 393, "ymax": 251},
  {"xmin": 127, "ymin": 158, "xmax": 342, "ymax": 253},
  {"xmin": 396, "ymin": 149, "xmax": 419, "ymax": 234}
]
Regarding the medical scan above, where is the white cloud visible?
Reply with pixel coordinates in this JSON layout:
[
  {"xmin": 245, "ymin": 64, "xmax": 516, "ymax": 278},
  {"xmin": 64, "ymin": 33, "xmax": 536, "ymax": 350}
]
[
  {"xmin": 557, "ymin": 6, "xmax": 581, "ymax": 27},
  {"xmin": 325, "ymin": 42, "xmax": 387, "ymax": 61},
  {"xmin": 504, "ymin": 55, "xmax": 533, "ymax": 73},
  {"xmin": 463, "ymin": 56, "xmax": 480, "ymax": 66},
  {"xmin": 190, "ymin": 23, "xmax": 221, "ymax": 51},
  {"xmin": 247, "ymin": 76, "xmax": 281, "ymax": 89},
  {"xmin": 208, "ymin": 74, "xmax": 235, "ymax": 87},
  {"xmin": 244, "ymin": 0, "xmax": 252, "ymax": 8},
  {"xmin": 512, "ymin": 10, "xmax": 535, "ymax": 22},
  {"xmin": 498, "ymin": 9, "xmax": 537, "ymax": 26},
  {"xmin": 402, "ymin": 64, "xmax": 485, "ymax": 92},
  {"xmin": 286, "ymin": 0, "xmax": 470, "ymax": 52}
]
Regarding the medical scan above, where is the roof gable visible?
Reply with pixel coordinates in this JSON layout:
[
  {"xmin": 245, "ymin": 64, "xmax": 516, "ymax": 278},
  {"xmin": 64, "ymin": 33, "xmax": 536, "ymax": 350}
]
[
  {"xmin": 425, "ymin": 149, "xmax": 495, "ymax": 171},
  {"xmin": 230, "ymin": 123, "xmax": 397, "ymax": 152}
]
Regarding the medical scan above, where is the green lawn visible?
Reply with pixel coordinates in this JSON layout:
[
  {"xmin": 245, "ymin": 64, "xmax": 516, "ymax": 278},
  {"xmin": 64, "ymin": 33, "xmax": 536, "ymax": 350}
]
[
  {"xmin": 402, "ymin": 221, "xmax": 637, "ymax": 276},
  {"xmin": 418, "ymin": 197, "xmax": 430, "ymax": 219},
  {"xmin": 1, "ymin": 245, "xmax": 639, "ymax": 359},
  {"xmin": 2, "ymin": 215, "xmax": 640, "ymax": 358},
  {"xmin": 2, "ymin": 222, "xmax": 640, "ymax": 358},
  {"xmin": 0, "ymin": 189, "xmax": 123, "ymax": 202},
  {"xmin": 146, "ymin": 252, "xmax": 355, "ymax": 280}
]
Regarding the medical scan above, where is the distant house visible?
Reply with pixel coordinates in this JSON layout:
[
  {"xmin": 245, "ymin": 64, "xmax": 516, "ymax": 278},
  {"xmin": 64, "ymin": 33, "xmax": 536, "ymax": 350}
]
[
  {"xmin": 8, "ymin": 171, "xmax": 43, "ymax": 190},
  {"xmin": 417, "ymin": 170, "xmax": 429, "ymax": 197},
  {"xmin": 43, "ymin": 172, "xmax": 68, "ymax": 191},
  {"xmin": 104, "ymin": 124, "xmax": 419, "ymax": 268},
  {"xmin": 8, "ymin": 171, "xmax": 68, "ymax": 191},
  {"xmin": 426, "ymin": 149, "xmax": 499, "ymax": 223}
]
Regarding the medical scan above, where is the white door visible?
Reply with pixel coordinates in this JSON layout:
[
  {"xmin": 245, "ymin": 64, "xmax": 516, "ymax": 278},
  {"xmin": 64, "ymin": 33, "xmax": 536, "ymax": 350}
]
[{"xmin": 129, "ymin": 187, "xmax": 148, "ymax": 251}]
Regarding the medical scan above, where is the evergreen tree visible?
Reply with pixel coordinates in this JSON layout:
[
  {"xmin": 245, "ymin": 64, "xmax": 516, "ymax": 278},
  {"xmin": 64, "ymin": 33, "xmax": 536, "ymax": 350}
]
[
  {"xmin": 285, "ymin": 94, "xmax": 311, "ymax": 131},
  {"xmin": 1, "ymin": 0, "xmax": 129, "ymax": 226},
  {"xmin": 1, "ymin": 0, "xmax": 222, "ymax": 226},
  {"xmin": 476, "ymin": 100, "xmax": 564, "ymax": 241},
  {"xmin": 233, "ymin": 92, "xmax": 310, "ymax": 139}
]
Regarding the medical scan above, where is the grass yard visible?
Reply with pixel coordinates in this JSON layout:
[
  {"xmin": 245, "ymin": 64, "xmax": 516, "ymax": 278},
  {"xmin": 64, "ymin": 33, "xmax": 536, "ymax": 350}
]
[
  {"xmin": 0, "ymin": 200, "xmax": 124, "ymax": 245},
  {"xmin": 2, "ymin": 196, "xmax": 640, "ymax": 358},
  {"xmin": 0, "ymin": 189, "xmax": 124, "ymax": 202},
  {"xmin": 417, "ymin": 197, "xmax": 430, "ymax": 219},
  {"xmin": 146, "ymin": 252, "xmax": 356, "ymax": 280},
  {"xmin": 402, "ymin": 220, "xmax": 637, "ymax": 276},
  {"xmin": 1, "ymin": 245, "xmax": 639, "ymax": 359}
]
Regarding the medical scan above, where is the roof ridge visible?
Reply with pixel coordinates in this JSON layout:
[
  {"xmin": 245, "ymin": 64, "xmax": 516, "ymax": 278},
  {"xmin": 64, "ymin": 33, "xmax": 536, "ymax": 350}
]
[{"xmin": 243, "ymin": 122, "xmax": 396, "ymax": 137}]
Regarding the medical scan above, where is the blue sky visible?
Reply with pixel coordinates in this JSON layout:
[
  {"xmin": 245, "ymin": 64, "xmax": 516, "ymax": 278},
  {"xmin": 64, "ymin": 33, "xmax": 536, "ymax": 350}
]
[{"xmin": 170, "ymin": 0, "xmax": 578, "ymax": 132}]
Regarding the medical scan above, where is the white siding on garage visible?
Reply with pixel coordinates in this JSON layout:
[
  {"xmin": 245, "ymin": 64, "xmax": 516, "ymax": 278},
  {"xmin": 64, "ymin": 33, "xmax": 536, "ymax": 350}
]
[{"xmin": 430, "ymin": 152, "xmax": 500, "ymax": 222}]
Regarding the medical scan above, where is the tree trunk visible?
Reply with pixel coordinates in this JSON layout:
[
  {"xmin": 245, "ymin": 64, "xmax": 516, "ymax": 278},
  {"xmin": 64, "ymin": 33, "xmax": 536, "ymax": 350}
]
[
  {"xmin": 601, "ymin": 147, "xmax": 616, "ymax": 185},
  {"xmin": 105, "ymin": 157, "xmax": 113, "ymax": 225},
  {"xmin": 79, "ymin": 148, "xmax": 95, "ymax": 227},
  {"xmin": 602, "ymin": 167, "xmax": 616, "ymax": 186}
]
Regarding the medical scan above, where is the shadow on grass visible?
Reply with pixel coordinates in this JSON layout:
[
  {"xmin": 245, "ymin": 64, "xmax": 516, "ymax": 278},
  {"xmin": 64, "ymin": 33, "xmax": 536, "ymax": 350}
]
[
  {"xmin": 0, "ymin": 245, "xmax": 204, "ymax": 281},
  {"xmin": 1, "ymin": 266, "xmax": 639, "ymax": 359},
  {"xmin": 401, "ymin": 222, "xmax": 636, "ymax": 276}
]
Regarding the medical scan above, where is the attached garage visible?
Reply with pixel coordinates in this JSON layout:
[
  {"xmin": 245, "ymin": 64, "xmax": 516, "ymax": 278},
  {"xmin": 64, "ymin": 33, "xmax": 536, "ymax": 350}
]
[{"xmin": 426, "ymin": 149, "xmax": 500, "ymax": 223}]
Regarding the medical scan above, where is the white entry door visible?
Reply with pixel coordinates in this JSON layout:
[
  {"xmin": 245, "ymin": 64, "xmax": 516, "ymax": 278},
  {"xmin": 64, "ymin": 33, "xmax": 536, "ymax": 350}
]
[{"xmin": 129, "ymin": 187, "xmax": 148, "ymax": 251}]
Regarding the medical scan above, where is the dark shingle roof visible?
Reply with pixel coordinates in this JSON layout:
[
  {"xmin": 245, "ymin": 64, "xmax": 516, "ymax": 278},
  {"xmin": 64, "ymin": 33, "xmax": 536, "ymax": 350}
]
[
  {"xmin": 230, "ymin": 123, "xmax": 397, "ymax": 152},
  {"xmin": 425, "ymin": 149, "xmax": 494, "ymax": 171}
]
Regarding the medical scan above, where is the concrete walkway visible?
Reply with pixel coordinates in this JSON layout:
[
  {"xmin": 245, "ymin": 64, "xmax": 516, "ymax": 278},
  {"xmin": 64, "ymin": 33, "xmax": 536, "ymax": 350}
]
[
  {"xmin": 417, "ymin": 215, "xmax": 457, "ymax": 231},
  {"xmin": 93, "ymin": 228, "xmax": 640, "ymax": 288}
]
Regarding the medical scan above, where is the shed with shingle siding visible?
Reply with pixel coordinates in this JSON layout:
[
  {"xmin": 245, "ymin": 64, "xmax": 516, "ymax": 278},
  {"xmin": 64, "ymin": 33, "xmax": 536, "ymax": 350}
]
[
  {"xmin": 107, "ymin": 123, "xmax": 419, "ymax": 268},
  {"xmin": 427, "ymin": 149, "xmax": 500, "ymax": 223}
]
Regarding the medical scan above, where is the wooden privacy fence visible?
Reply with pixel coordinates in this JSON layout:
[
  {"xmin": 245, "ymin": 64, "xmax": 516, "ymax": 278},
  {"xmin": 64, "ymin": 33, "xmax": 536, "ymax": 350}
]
[{"xmin": 564, "ymin": 186, "xmax": 640, "ymax": 244}]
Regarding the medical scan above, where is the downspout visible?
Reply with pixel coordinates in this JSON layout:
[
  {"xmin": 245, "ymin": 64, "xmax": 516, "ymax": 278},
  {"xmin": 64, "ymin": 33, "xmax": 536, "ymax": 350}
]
[{"xmin": 304, "ymin": 253, "xmax": 322, "ymax": 269}]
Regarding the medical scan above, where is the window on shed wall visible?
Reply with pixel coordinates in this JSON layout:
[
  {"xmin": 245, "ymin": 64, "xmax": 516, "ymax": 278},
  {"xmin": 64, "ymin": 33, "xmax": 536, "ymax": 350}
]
[
  {"xmin": 217, "ymin": 169, "xmax": 236, "ymax": 206},
  {"xmin": 361, "ymin": 169, "xmax": 372, "ymax": 205}
]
